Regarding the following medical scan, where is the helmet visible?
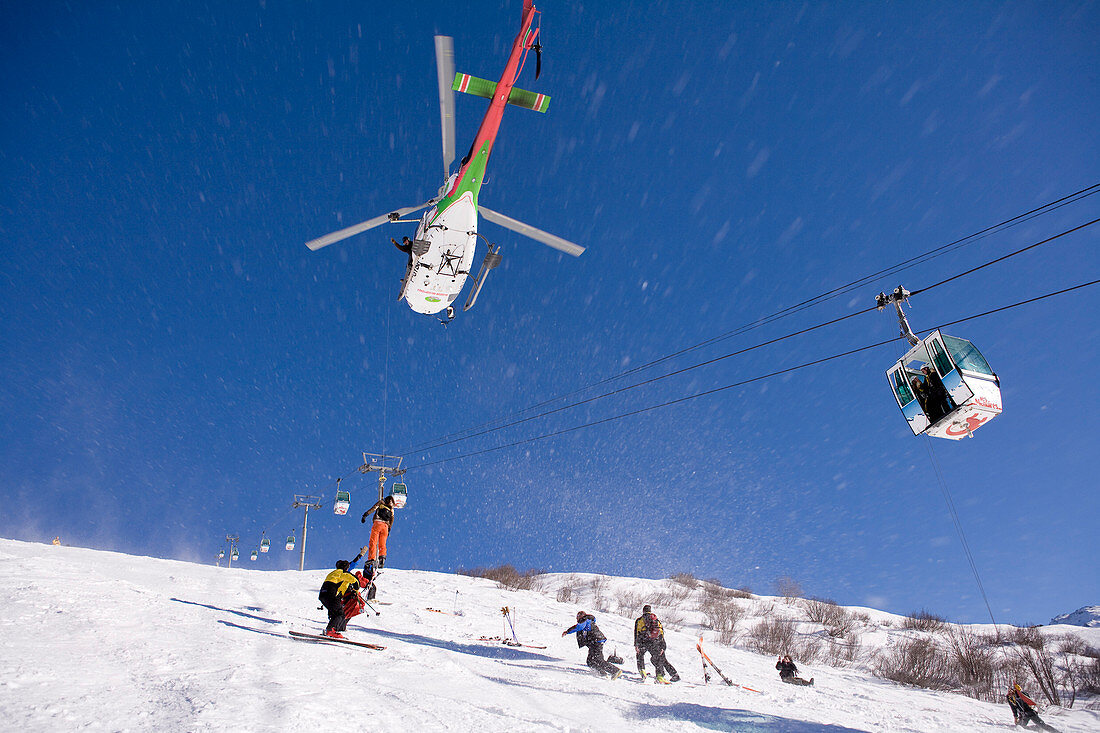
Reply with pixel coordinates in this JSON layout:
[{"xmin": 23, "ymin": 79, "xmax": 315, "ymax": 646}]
[
  {"xmin": 642, "ymin": 605, "xmax": 652, "ymax": 614},
  {"xmin": 576, "ymin": 610, "xmax": 587, "ymax": 621}
]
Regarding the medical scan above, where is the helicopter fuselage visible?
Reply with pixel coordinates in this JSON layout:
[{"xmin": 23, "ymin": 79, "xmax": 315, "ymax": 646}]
[{"xmin": 400, "ymin": 189, "xmax": 478, "ymax": 314}]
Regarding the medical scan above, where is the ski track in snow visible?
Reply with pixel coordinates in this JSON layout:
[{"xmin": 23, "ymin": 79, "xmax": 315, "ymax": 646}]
[{"xmin": 1, "ymin": 539, "xmax": 1098, "ymax": 732}]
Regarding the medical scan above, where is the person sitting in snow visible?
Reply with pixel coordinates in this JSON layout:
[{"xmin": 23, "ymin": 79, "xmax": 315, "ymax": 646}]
[
  {"xmin": 776, "ymin": 655, "xmax": 814, "ymax": 686},
  {"xmin": 562, "ymin": 611, "xmax": 622, "ymax": 679},
  {"xmin": 633, "ymin": 604, "xmax": 680, "ymax": 682},
  {"xmin": 1007, "ymin": 683, "xmax": 1050, "ymax": 729},
  {"xmin": 318, "ymin": 558, "xmax": 363, "ymax": 639}
]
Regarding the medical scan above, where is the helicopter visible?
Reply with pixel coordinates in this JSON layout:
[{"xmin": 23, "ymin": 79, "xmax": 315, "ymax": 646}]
[{"xmin": 306, "ymin": 0, "xmax": 584, "ymax": 320}]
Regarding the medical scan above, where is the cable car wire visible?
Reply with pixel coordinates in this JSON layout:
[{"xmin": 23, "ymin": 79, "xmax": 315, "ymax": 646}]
[
  {"xmin": 404, "ymin": 218, "xmax": 1098, "ymax": 457},
  {"xmin": 406, "ymin": 278, "xmax": 1100, "ymax": 471},
  {"xmin": 405, "ymin": 183, "xmax": 1100, "ymax": 453},
  {"xmin": 922, "ymin": 436, "xmax": 1000, "ymax": 630}
]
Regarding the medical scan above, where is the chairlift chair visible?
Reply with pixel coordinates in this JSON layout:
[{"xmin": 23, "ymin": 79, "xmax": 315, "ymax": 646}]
[
  {"xmin": 334, "ymin": 489, "xmax": 351, "ymax": 515},
  {"xmin": 886, "ymin": 329, "xmax": 1002, "ymax": 439},
  {"xmin": 390, "ymin": 482, "xmax": 408, "ymax": 508}
]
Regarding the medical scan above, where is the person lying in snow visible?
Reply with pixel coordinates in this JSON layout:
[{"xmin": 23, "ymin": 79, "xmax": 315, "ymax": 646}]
[
  {"xmin": 776, "ymin": 655, "xmax": 814, "ymax": 686},
  {"xmin": 634, "ymin": 604, "xmax": 680, "ymax": 682},
  {"xmin": 562, "ymin": 611, "xmax": 622, "ymax": 679}
]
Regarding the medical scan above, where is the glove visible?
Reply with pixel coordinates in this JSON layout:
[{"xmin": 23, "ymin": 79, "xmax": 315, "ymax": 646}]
[{"xmin": 361, "ymin": 513, "xmax": 368, "ymax": 523}]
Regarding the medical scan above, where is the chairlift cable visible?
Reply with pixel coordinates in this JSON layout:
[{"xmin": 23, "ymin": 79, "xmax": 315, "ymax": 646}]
[
  {"xmin": 405, "ymin": 278, "xmax": 1099, "ymax": 471},
  {"xmin": 404, "ymin": 220, "xmax": 1098, "ymax": 457},
  {"xmin": 922, "ymin": 436, "xmax": 1000, "ymax": 630},
  {"xmin": 404, "ymin": 183, "xmax": 1100, "ymax": 453}
]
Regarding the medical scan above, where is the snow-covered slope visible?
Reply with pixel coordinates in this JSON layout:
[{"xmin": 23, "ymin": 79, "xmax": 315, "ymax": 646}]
[
  {"xmin": 2, "ymin": 538, "xmax": 1097, "ymax": 732},
  {"xmin": 1051, "ymin": 606, "xmax": 1100, "ymax": 628}
]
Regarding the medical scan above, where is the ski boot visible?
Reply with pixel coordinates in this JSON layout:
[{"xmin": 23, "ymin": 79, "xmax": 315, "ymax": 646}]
[
  {"xmin": 669, "ymin": 673, "xmax": 681, "ymax": 683},
  {"xmin": 638, "ymin": 669, "xmax": 647, "ymax": 681},
  {"xmin": 378, "ymin": 555, "xmax": 386, "ymax": 569},
  {"xmin": 655, "ymin": 674, "xmax": 669, "ymax": 684},
  {"xmin": 324, "ymin": 628, "xmax": 345, "ymax": 640}
]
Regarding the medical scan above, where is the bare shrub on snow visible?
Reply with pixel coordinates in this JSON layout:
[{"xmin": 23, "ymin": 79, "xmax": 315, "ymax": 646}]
[
  {"xmin": 699, "ymin": 596, "xmax": 745, "ymax": 645},
  {"xmin": 902, "ymin": 609, "xmax": 948, "ymax": 633},
  {"xmin": 943, "ymin": 625, "xmax": 997, "ymax": 701},
  {"xmin": 746, "ymin": 618, "xmax": 796, "ymax": 656},
  {"xmin": 585, "ymin": 576, "xmax": 611, "ymax": 612},
  {"xmin": 669, "ymin": 572, "xmax": 699, "ymax": 589},
  {"xmin": 1015, "ymin": 633, "xmax": 1062, "ymax": 706},
  {"xmin": 775, "ymin": 576, "xmax": 802, "ymax": 604},
  {"xmin": 803, "ymin": 597, "xmax": 857, "ymax": 638},
  {"xmin": 614, "ymin": 589, "xmax": 643, "ymax": 618},
  {"xmin": 661, "ymin": 608, "xmax": 685, "ymax": 630},
  {"xmin": 873, "ymin": 637, "xmax": 954, "ymax": 691},
  {"xmin": 458, "ymin": 565, "xmax": 544, "ymax": 591},
  {"xmin": 820, "ymin": 630, "xmax": 862, "ymax": 667}
]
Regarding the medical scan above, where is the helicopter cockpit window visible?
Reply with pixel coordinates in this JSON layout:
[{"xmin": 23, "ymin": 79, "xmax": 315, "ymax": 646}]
[{"xmin": 942, "ymin": 335, "xmax": 993, "ymax": 376}]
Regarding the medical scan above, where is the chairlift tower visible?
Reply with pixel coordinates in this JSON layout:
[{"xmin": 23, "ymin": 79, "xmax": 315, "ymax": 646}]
[
  {"xmin": 225, "ymin": 534, "xmax": 240, "ymax": 568},
  {"xmin": 358, "ymin": 452, "xmax": 407, "ymax": 502},
  {"xmin": 291, "ymin": 495, "xmax": 323, "ymax": 572}
]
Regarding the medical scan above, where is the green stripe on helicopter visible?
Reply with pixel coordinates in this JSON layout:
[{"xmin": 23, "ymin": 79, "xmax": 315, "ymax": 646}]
[
  {"xmin": 429, "ymin": 139, "xmax": 491, "ymax": 223},
  {"xmin": 452, "ymin": 73, "xmax": 551, "ymax": 113}
]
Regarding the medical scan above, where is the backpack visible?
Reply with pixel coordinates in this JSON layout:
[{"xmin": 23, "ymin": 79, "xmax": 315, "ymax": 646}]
[{"xmin": 644, "ymin": 613, "xmax": 661, "ymax": 640}]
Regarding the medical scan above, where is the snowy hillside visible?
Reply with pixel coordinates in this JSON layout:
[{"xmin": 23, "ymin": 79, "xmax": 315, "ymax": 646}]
[
  {"xmin": 2, "ymin": 538, "xmax": 1098, "ymax": 732},
  {"xmin": 1051, "ymin": 607, "xmax": 1100, "ymax": 629}
]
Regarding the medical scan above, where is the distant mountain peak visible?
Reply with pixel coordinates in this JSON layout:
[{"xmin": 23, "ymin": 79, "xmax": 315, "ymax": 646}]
[{"xmin": 1050, "ymin": 606, "xmax": 1100, "ymax": 627}]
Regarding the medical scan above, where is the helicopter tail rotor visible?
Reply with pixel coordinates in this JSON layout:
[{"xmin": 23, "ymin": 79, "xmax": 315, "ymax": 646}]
[{"xmin": 435, "ymin": 35, "xmax": 456, "ymax": 178}]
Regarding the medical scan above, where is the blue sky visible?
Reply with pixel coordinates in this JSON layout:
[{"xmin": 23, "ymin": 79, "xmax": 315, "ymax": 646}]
[{"xmin": 2, "ymin": 1, "xmax": 1097, "ymax": 625}]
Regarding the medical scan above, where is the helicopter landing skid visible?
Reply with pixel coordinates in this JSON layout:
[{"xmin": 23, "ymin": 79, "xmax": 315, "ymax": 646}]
[{"xmin": 463, "ymin": 245, "xmax": 503, "ymax": 312}]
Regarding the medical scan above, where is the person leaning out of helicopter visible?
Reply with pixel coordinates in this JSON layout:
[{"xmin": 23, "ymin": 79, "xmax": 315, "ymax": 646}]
[{"xmin": 361, "ymin": 495, "xmax": 398, "ymax": 572}]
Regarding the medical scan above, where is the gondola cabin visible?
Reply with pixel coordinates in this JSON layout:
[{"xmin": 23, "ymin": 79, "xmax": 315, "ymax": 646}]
[
  {"xmin": 285, "ymin": 534, "xmax": 295, "ymax": 551},
  {"xmin": 260, "ymin": 538, "xmax": 270, "ymax": 553},
  {"xmin": 231, "ymin": 547, "xmax": 239, "ymax": 561},
  {"xmin": 218, "ymin": 550, "xmax": 225, "ymax": 560},
  {"xmin": 334, "ymin": 490, "xmax": 351, "ymax": 515},
  {"xmin": 886, "ymin": 329, "xmax": 1002, "ymax": 439},
  {"xmin": 390, "ymin": 483, "xmax": 408, "ymax": 508},
  {"xmin": 250, "ymin": 550, "xmax": 258, "ymax": 561}
]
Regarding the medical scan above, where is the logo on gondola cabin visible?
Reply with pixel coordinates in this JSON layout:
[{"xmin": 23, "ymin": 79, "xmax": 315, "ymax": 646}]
[
  {"xmin": 425, "ymin": 296, "xmax": 441, "ymax": 303},
  {"xmin": 945, "ymin": 414, "xmax": 990, "ymax": 437}
]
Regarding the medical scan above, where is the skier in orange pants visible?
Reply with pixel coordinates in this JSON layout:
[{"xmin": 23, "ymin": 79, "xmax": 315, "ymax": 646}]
[{"xmin": 360, "ymin": 494, "xmax": 397, "ymax": 571}]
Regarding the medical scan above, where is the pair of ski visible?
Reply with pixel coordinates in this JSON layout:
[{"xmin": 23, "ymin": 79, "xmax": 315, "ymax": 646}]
[
  {"xmin": 477, "ymin": 635, "xmax": 547, "ymax": 649},
  {"xmin": 696, "ymin": 637, "xmax": 761, "ymax": 693},
  {"xmin": 289, "ymin": 629, "xmax": 386, "ymax": 650}
]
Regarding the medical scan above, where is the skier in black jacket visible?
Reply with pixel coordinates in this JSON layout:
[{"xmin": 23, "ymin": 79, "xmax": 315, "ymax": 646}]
[
  {"xmin": 318, "ymin": 559, "xmax": 363, "ymax": 639},
  {"xmin": 776, "ymin": 655, "xmax": 814, "ymax": 686},
  {"xmin": 562, "ymin": 611, "xmax": 622, "ymax": 679},
  {"xmin": 633, "ymin": 605, "xmax": 680, "ymax": 682}
]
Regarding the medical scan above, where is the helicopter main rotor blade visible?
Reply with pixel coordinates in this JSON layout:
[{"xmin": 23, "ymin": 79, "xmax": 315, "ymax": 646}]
[
  {"xmin": 435, "ymin": 35, "xmax": 456, "ymax": 178},
  {"xmin": 305, "ymin": 201, "xmax": 434, "ymax": 251},
  {"xmin": 479, "ymin": 206, "xmax": 585, "ymax": 257}
]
